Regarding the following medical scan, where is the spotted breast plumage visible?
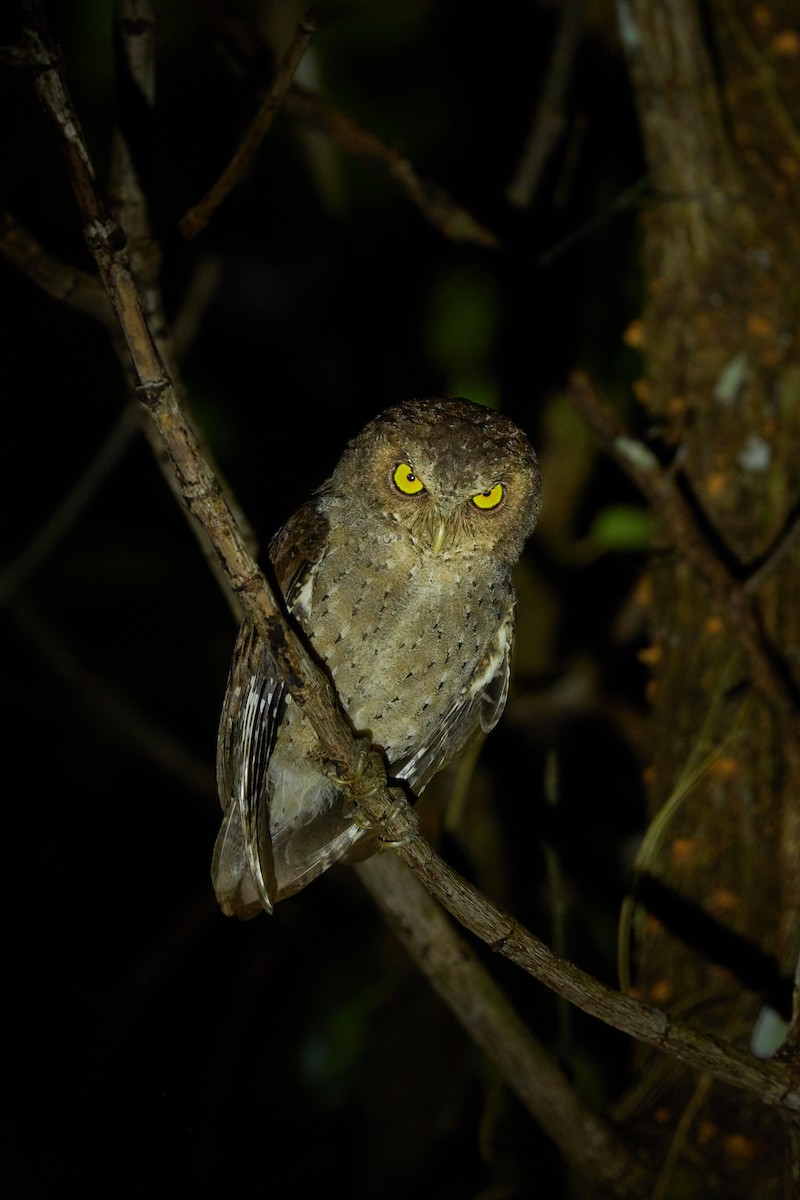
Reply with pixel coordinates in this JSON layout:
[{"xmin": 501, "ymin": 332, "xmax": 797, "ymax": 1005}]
[{"xmin": 213, "ymin": 397, "xmax": 541, "ymax": 917}]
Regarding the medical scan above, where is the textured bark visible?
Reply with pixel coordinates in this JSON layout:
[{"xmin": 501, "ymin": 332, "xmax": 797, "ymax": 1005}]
[{"xmin": 618, "ymin": 2, "xmax": 800, "ymax": 1195}]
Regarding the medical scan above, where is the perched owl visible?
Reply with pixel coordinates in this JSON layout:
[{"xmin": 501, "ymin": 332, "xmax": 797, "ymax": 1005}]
[{"xmin": 213, "ymin": 398, "xmax": 541, "ymax": 918}]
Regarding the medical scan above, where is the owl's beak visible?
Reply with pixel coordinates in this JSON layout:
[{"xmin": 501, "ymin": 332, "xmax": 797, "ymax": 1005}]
[{"xmin": 431, "ymin": 519, "xmax": 448, "ymax": 555}]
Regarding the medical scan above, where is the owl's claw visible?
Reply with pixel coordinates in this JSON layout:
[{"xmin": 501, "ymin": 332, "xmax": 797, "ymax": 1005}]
[
  {"xmin": 356, "ymin": 792, "xmax": 418, "ymax": 849},
  {"xmin": 326, "ymin": 738, "xmax": 390, "ymax": 827},
  {"xmin": 377, "ymin": 815, "xmax": 417, "ymax": 849},
  {"xmin": 329, "ymin": 744, "xmax": 415, "ymax": 843},
  {"xmin": 351, "ymin": 793, "xmax": 403, "ymax": 830},
  {"xmin": 324, "ymin": 737, "xmax": 379, "ymax": 791}
]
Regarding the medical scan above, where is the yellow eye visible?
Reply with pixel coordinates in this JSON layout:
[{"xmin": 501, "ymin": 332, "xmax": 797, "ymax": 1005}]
[
  {"xmin": 393, "ymin": 462, "xmax": 425, "ymax": 495},
  {"xmin": 472, "ymin": 483, "xmax": 504, "ymax": 510}
]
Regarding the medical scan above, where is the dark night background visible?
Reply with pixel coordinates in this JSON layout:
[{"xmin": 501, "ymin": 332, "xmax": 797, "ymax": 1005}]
[{"xmin": 2, "ymin": 2, "xmax": 653, "ymax": 1194}]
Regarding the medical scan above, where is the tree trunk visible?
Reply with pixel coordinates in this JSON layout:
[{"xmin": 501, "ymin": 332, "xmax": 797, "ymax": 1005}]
[{"xmin": 616, "ymin": 2, "xmax": 800, "ymax": 1194}]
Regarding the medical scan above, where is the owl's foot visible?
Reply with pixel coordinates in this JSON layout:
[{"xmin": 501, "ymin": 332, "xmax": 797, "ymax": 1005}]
[
  {"xmin": 376, "ymin": 798, "xmax": 417, "ymax": 849},
  {"xmin": 327, "ymin": 743, "xmax": 415, "ymax": 842},
  {"xmin": 351, "ymin": 792, "xmax": 402, "ymax": 830},
  {"xmin": 354, "ymin": 789, "xmax": 418, "ymax": 850},
  {"xmin": 325, "ymin": 737, "xmax": 384, "ymax": 797},
  {"xmin": 327, "ymin": 738, "xmax": 390, "ymax": 828}
]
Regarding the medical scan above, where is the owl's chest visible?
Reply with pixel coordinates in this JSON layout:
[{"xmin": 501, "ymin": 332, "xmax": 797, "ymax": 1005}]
[{"xmin": 295, "ymin": 541, "xmax": 507, "ymax": 747}]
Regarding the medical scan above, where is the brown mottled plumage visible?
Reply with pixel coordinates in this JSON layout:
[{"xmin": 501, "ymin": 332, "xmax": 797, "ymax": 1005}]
[{"xmin": 213, "ymin": 398, "xmax": 541, "ymax": 917}]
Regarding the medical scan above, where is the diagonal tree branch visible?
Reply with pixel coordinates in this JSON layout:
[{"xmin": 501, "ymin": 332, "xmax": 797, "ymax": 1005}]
[
  {"xmin": 8, "ymin": 597, "xmax": 216, "ymax": 798},
  {"xmin": 506, "ymin": 0, "xmax": 585, "ymax": 209},
  {"xmin": 15, "ymin": 0, "xmax": 798, "ymax": 1125},
  {"xmin": 568, "ymin": 371, "xmax": 800, "ymax": 742},
  {"xmin": 179, "ymin": 13, "xmax": 316, "ymax": 240},
  {"xmin": 357, "ymin": 852, "xmax": 652, "ymax": 1198},
  {"xmin": 193, "ymin": 0, "xmax": 499, "ymax": 248},
  {"xmin": 285, "ymin": 84, "xmax": 500, "ymax": 249},
  {"xmin": 0, "ymin": 405, "xmax": 139, "ymax": 605},
  {"xmin": 0, "ymin": 209, "xmax": 112, "ymax": 324}
]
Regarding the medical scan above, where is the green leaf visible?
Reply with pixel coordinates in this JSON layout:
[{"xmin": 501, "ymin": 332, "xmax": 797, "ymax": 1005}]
[{"xmin": 588, "ymin": 504, "xmax": 650, "ymax": 551}]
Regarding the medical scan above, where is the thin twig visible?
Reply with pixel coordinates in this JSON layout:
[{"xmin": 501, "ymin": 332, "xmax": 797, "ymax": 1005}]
[
  {"xmin": 109, "ymin": 0, "xmax": 260, "ymax": 602},
  {"xmin": 0, "ymin": 406, "xmax": 140, "ymax": 605},
  {"xmin": 536, "ymin": 177, "xmax": 649, "ymax": 266},
  {"xmin": 171, "ymin": 256, "xmax": 223, "ymax": 360},
  {"xmin": 20, "ymin": 1, "xmax": 799, "ymax": 1119},
  {"xmin": 567, "ymin": 371, "xmax": 800, "ymax": 733},
  {"xmin": 717, "ymin": 0, "xmax": 800, "ymax": 162},
  {"xmin": 0, "ymin": 210, "xmax": 111, "ymax": 325},
  {"xmin": 507, "ymin": 0, "xmax": 585, "ymax": 209},
  {"xmin": 391, "ymin": 829, "xmax": 798, "ymax": 1111},
  {"xmin": 8, "ymin": 599, "xmax": 216, "ymax": 799},
  {"xmin": 358, "ymin": 853, "xmax": 652, "ymax": 1199},
  {"xmin": 109, "ymin": 0, "xmax": 156, "ymax": 250},
  {"xmin": 179, "ymin": 14, "xmax": 316, "ymax": 240},
  {"xmin": 543, "ymin": 750, "xmax": 573, "ymax": 1063},
  {"xmin": 743, "ymin": 508, "xmax": 800, "ymax": 596},
  {"xmin": 286, "ymin": 85, "xmax": 500, "ymax": 249},
  {"xmin": 193, "ymin": 1, "xmax": 499, "ymax": 247},
  {"xmin": 650, "ymin": 1073, "xmax": 713, "ymax": 1200}
]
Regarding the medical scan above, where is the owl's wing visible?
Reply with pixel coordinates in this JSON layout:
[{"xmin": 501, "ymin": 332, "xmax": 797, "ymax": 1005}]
[
  {"xmin": 213, "ymin": 621, "xmax": 285, "ymax": 917},
  {"xmin": 268, "ymin": 495, "xmax": 331, "ymax": 612},
  {"xmin": 213, "ymin": 500, "xmax": 330, "ymax": 918},
  {"xmin": 392, "ymin": 606, "xmax": 515, "ymax": 796},
  {"xmin": 216, "ymin": 494, "xmax": 328, "ymax": 819},
  {"xmin": 267, "ymin": 495, "xmax": 381, "ymax": 897}
]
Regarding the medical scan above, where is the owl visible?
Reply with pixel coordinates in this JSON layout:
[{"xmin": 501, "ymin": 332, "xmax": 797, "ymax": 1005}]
[{"xmin": 213, "ymin": 397, "xmax": 541, "ymax": 918}]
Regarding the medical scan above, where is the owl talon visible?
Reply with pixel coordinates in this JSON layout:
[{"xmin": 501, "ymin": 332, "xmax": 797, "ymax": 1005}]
[
  {"xmin": 378, "ymin": 824, "xmax": 416, "ymax": 849},
  {"xmin": 327, "ymin": 740, "xmax": 393, "ymax": 832},
  {"xmin": 353, "ymin": 794, "xmax": 415, "ymax": 845},
  {"xmin": 352, "ymin": 803, "xmax": 381, "ymax": 829},
  {"xmin": 324, "ymin": 737, "xmax": 377, "ymax": 790}
]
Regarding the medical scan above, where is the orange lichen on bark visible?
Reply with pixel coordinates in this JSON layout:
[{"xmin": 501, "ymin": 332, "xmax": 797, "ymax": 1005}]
[
  {"xmin": 696, "ymin": 1119, "xmax": 717, "ymax": 1146},
  {"xmin": 670, "ymin": 837, "xmax": 699, "ymax": 866},
  {"xmin": 705, "ymin": 472, "xmax": 729, "ymax": 498},
  {"xmin": 708, "ymin": 887, "xmax": 740, "ymax": 915},
  {"xmin": 650, "ymin": 978, "xmax": 673, "ymax": 1005},
  {"xmin": 722, "ymin": 1133, "xmax": 762, "ymax": 1168},
  {"xmin": 746, "ymin": 314, "xmax": 775, "ymax": 338},
  {"xmin": 623, "ymin": 318, "xmax": 645, "ymax": 347},
  {"xmin": 642, "ymin": 913, "xmax": 663, "ymax": 937},
  {"xmin": 770, "ymin": 29, "xmax": 800, "ymax": 56},
  {"xmin": 633, "ymin": 574, "xmax": 654, "ymax": 609},
  {"xmin": 708, "ymin": 758, "xmax": 739, "ymax": 780},
  {"xmin": 638, "ymin": 643, "xmax": 663, "ymax": 667}
]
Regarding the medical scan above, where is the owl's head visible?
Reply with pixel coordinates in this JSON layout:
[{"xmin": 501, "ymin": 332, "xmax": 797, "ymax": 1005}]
[{"xmin": 329, "ymin": 398, "xmax": 541, "ymax": 564}]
